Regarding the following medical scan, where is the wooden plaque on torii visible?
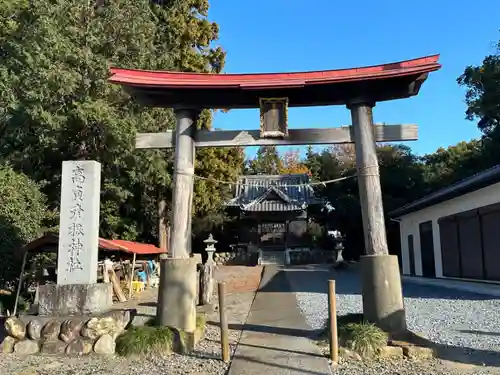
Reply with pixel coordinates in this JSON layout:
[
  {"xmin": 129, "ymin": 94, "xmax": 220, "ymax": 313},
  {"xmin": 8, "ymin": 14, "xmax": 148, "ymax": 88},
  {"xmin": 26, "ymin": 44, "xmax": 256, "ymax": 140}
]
[{"xmin": 259, "ymin": 97, "xmax": 289, "ymax": 138}]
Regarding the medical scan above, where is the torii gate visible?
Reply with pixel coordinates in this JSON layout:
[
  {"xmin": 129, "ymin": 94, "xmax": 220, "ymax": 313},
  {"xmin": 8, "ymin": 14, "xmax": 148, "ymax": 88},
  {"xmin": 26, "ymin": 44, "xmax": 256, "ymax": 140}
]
[{"xmin": 109, "ymin": 55, "xmax": 441, "ymax": 333}]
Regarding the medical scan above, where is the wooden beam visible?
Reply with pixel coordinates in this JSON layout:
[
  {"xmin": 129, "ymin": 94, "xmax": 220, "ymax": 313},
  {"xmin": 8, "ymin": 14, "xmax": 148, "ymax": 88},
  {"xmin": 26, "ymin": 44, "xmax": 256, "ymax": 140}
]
[{"xmin": 136, "ymin": 124, "xmax": 418, "ymax": 149}]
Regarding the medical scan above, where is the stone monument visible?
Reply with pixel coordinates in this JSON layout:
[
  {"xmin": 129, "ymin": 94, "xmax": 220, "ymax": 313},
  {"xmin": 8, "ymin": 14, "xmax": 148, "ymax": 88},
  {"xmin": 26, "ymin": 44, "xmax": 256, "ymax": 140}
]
[{"xmin": 38, "ymin": 161, "xmax": 112, "ymax": 316}]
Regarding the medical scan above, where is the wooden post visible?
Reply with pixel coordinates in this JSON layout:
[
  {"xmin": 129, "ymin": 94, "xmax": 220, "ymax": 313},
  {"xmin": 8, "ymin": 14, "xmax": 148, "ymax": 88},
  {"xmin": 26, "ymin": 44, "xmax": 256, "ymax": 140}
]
[
  {"xmin": 218, "ymin": 282, "xmax": 230, "ymax": 362},
  {"xmin": 103, "ymin": 258, "xmax": 112, "ymax": 283},
  {"xmin": 145, "ymin": 261, "xmax": 150, "ymax": 287},
  {"xmin": 128, "ymin": 253, "xmax": 137, "ymax": 299},
  {"xmin": 328, "ymin": 280, "xmax": 338, "ymax": 365},
  {"xmin": 348, "ymin": 102, "xmax": 388, "ymax": 255},
  {"xmin": 348, "ymin": 101, "xmax": 407, "ymax": 332},
  {"xmin": 166, "ymin": 225, "xmax": 171, "ymax": 250},
  {"xmin": 34, "ymin": 283, "xmax": 39, "ymax": 305},
  {"xmin": 156, "ymin": 108, "xmax": 199, "ymax": 328},
  {"xmin": 13, "ymin": 251, "xmax": 28, "ymax": 316},
  {"xmin": 168, "ymin": 108, "xmax": 198, "ymax": 259},
  {"xmin": 110, "ymin": 267, "xmax": 127, "ymax": 302},
  {"xmin": 158, "ymin": 199, "xmax": 168, "ymax": 251}
]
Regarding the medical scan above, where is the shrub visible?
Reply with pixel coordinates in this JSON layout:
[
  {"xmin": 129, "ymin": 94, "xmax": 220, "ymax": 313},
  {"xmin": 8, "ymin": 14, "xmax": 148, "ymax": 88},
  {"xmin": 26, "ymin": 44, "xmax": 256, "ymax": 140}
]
[
  {"xmin": 0, "ymin": 164, "xmax": 49, "ymax": 288},
  {"xmin": 320, "ymin": 313, "xmax": 388, "ymax": 358},
  {"xmin": 116, "ymin": 325, "xmax": 174, "ymax": 356},
  {"xmin": 339, "ymin": 321, "xmax": 388, "ymax": 358},
  {"xmin": 117, "ymin": 313, "xmax": 207, "ymax": 357},
  {"xmin": 319, "ymin": 313, "xmax": 364, "ymax": 339}
]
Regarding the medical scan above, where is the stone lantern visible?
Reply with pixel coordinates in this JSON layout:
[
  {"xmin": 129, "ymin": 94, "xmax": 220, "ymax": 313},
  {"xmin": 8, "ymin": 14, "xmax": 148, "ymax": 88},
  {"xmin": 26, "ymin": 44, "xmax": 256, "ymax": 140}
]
[
  {"xmin": 200, "ymin": 233, "xmax": 217, "ymax": 305},
  {"xmin": 331, "ymin": 230, "xmax": 345, "ymax": 264},
  {"xmin": 203, "ymin": 233, "xmax": 218, "ymax": 264}
]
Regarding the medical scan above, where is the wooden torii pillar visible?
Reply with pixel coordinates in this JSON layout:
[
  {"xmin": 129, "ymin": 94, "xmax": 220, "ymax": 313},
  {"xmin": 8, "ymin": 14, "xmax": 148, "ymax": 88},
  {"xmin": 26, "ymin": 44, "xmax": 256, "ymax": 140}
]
[{"xmin": 109, "ymin": 54, "xmax": 441, "ymax": 333}]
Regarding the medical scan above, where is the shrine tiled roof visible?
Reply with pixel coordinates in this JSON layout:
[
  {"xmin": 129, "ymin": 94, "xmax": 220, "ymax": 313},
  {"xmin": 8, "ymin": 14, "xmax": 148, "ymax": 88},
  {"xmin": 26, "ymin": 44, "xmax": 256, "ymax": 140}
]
[{"xmin": 227, "ymin": 174, "xmax": 321, "ymax": 212}]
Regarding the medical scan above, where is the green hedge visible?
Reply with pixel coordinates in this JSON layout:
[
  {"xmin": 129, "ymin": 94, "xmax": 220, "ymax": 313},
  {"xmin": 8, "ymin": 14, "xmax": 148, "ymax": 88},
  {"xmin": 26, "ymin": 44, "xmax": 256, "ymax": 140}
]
[{"xmin": 0, "ymin": 164, "xmax": 48, "ymax": 288}]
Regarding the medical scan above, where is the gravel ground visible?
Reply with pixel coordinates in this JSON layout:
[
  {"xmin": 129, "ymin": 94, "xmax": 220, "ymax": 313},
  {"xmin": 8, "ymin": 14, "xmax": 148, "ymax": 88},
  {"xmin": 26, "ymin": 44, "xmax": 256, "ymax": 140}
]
[
  {"xmin": 330, "ymin": 358, "xmax": 499, "ymax": 375},
  {"xmin": 286, "ymin": 264, "xmax": 500, "ymax": 374},
  {"xmin": 0, "ymin": 266, "xmax": 261, "ymax": 375},
  {"xmin": 0, "ymin": 292, "xmax": 255, "ymax": 375},
  {"xmin": 0, "ymin": 322, "xmax": 231, "ymax": 375}
]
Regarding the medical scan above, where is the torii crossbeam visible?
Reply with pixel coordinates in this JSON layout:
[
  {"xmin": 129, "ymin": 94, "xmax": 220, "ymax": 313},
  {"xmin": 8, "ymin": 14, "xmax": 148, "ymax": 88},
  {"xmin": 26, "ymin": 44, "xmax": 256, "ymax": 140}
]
[
  {"xmin": 109, "ymin": 54, "xmax": 441, "ymax": 334},
  {"xmin": 135, "ymin": 124, "xmax": 418, "ymax": 149}
]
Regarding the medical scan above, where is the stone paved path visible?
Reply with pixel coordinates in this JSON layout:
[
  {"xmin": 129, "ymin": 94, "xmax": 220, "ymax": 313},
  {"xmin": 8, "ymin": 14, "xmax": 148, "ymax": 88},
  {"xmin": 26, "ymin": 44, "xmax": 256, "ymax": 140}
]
[{"xmin": 228, "ymin": 266, "xmax": 332, "ymax": 375}]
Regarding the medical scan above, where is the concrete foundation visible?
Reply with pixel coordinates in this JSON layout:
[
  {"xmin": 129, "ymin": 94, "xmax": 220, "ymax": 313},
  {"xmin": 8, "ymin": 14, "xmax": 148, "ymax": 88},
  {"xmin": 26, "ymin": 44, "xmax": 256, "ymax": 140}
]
[
  {"xmin": 157, "ymin": 258, "xmax": 197, "ymax": 332},
  {"xmin": 360, "ymin": 254, "xmax": 407, "ymax": 333},
  {"xmin": 38, "ymin": 283, "xmax": 112, "ymax": 316}
]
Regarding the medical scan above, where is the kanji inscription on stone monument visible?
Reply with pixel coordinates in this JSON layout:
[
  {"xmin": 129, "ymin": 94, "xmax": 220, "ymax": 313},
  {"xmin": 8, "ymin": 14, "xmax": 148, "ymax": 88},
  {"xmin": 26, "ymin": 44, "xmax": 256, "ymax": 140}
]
[{"xmin": 57, "ymin": 160, "xmax": 101, "ymax": 285}]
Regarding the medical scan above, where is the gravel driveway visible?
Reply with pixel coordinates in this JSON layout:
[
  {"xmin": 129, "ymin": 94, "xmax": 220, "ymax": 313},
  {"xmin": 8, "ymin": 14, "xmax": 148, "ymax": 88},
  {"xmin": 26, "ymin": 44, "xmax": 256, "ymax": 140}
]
[{"xmin": 286, "ymin": 264, "xmax": 500, "ymax": 374}]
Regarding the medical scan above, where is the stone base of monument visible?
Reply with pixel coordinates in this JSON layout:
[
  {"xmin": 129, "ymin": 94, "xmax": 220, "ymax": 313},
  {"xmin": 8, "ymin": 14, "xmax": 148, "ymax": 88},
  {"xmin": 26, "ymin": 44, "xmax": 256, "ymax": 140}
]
[
  {"xmin": 38, "ymin": 283, "xmax": 113, "ymax": 316},
  {"xmin": 157, "ymin": 258, "xmax": 197, "ymax": 332},
  {"xmin": 1, "ymin": 309, "xmax": 133, "ymax": 355},
  {"xmin": 360, "ymin": 254, "xmax": 407, "ymax": 333}
]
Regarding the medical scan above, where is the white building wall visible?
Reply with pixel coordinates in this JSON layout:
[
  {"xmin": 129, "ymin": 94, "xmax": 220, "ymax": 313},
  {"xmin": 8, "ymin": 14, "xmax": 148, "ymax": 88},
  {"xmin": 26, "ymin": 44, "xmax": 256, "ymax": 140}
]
[{"xmin": 398, "ymin": 182, "xmax": 500, "ymax": 278}]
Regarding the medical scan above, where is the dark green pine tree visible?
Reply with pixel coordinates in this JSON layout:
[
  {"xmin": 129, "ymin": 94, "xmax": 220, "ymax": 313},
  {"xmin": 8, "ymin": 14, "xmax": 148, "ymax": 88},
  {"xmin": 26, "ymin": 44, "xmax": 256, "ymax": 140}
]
[
  {"xmin": 0, "ymin": 0, "xmax": 243, "ymax": 242},
  {"xmin": 247, "ymin": 146, "xmax": 283, "ymax": 175}
]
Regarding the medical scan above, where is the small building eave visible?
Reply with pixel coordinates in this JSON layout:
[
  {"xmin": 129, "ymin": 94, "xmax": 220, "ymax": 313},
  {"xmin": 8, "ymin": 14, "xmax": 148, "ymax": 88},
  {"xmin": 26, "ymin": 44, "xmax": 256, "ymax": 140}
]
[{"xmin": 389, "ymin": 164, "xmax": 500, "ymax": 218}]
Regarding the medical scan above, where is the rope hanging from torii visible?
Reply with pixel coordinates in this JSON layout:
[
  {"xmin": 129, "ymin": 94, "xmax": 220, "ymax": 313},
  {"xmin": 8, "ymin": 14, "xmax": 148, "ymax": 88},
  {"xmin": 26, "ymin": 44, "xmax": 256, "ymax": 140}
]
[{"xmin": 174, "ymin": 170, "xmax": 364, "ymax": 187}]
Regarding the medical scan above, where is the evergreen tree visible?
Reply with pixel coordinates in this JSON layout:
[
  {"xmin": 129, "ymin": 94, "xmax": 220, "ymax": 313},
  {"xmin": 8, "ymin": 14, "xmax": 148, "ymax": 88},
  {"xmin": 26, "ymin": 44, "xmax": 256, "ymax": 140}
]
[
  {"xmin": 0, "ymin": 0, "xmax": 243, "ymax": 242},
  {"xmin": 247, "ymin": 146, "xmax": 283, "ymax": 175}
]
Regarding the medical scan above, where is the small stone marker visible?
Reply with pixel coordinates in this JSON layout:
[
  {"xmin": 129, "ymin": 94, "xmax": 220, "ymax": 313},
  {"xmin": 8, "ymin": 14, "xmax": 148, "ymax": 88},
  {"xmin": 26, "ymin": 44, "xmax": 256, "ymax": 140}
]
[{"xmin": 57, "ymin": 161, "xmax": 101, "ymax": 285}]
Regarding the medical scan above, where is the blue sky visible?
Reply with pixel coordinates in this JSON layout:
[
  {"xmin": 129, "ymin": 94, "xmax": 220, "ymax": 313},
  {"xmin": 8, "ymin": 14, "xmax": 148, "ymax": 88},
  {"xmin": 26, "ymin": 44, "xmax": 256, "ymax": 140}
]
[{"xmin": 208, "ymin": 0, "xmax": 500, "ymax": 158}]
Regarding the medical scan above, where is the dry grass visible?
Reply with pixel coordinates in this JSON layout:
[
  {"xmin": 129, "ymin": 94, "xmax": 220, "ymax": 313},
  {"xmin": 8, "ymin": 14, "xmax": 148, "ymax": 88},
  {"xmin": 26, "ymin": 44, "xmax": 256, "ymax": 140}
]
[
  {"xmin": 116, "ymin": 313, "xmax": 207, "ymax": 357},
  {"xmin": 115, "ymin": 325, "xmax": 174, "ymax": 357},
  {"xmin": 339, "ymin": 321, "xmax": 388, "ymax": 358},
  {"xmin": 320, "ymin": 313, "xmax": 388, "ymax": 358}
]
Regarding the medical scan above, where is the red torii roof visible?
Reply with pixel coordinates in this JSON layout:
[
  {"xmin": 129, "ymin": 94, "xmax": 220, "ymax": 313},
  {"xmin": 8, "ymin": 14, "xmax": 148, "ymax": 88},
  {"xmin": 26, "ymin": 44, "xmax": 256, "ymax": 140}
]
[
  {"xmin": 20, "ymin": 234, "xmax": 166, "ymax": 256},
  {"xmin": 110, "ymin": 55, "xmax": 440, "ymax": 89},
  {"xmin": 108, "ymin": 55, "xmax": 441, "ymax": 108},
  {"xmin": 109, "ymin": 55, "xmax": 441, "ymax": 109}
]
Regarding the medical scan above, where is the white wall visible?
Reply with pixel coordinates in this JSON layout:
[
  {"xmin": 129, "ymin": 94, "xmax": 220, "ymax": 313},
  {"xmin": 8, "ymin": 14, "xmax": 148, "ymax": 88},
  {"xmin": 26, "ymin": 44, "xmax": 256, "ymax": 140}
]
[{"xmin": 398, "ymin": 182, "xmax": 500, "ymax": 278}]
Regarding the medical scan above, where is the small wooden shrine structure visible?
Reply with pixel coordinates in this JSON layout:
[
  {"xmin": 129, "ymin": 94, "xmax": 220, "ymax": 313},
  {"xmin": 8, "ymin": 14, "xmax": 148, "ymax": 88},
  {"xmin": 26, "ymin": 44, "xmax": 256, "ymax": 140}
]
[
  {"xmin": 226, "ymin": 173, "xmax": 321, "ymax": 250},
  {"xmin": 13, "ymin": 233, "xmax": 166, "ymax": 314}
]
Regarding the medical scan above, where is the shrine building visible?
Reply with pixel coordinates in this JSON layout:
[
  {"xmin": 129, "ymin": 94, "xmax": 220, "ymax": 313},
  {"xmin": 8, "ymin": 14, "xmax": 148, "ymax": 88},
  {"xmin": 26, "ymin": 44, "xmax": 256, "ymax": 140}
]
[{"xmin": 226, "ymin": 173, "xmax": 321, "ymax": 264}]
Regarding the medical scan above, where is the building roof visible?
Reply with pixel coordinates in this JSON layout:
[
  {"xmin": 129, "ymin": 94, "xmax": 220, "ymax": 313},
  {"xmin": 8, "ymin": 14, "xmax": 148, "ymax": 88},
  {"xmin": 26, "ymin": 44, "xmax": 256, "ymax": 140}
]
[
  {"xmin": 108, "ymin": 55, "xmax": 441, "ymax": 108},
  {"xmin": 227, "ymin": 174, "xmax": 321, "ymax": 212},
  {"xmin": 389, "ymin": 164, "xmax": 500, "ymax": 218},
  {"xmin": 20, "ymin": 233, "xmax": 166, "ymax": 256}
]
